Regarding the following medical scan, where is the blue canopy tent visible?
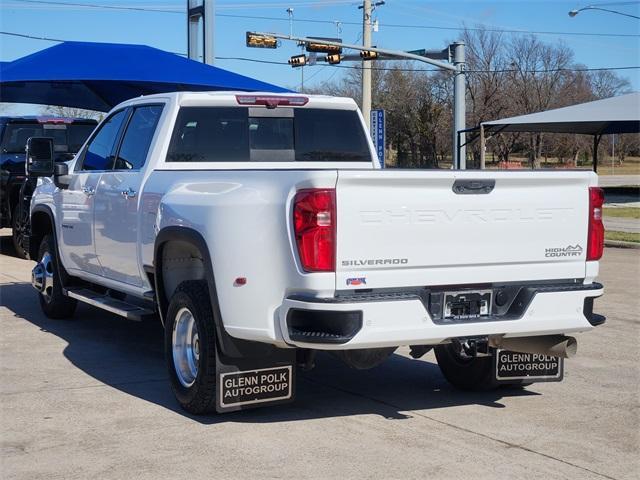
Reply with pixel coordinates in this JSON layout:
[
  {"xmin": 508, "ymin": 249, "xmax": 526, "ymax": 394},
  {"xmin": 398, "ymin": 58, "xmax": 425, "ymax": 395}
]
[{"xmin": 0, "ymin": 42, "xmax": 289, "ymax": 112}]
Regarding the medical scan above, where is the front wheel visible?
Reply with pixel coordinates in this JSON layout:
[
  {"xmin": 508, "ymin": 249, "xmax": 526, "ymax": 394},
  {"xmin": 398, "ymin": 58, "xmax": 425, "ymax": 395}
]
[
  {"xmin": 11, "ymin": 204, "xmax": 29, "ymax": 259},
  {"xmin": 33, "ymin": 234, "xmax": 77, "ymax": 319},
  {"xmin": 434, "ymin": 343, "xmax": 498, "ymax": 391},
  {"xmin": 165, "ymin": 280, "xmax": 217, "ymax": 414}
]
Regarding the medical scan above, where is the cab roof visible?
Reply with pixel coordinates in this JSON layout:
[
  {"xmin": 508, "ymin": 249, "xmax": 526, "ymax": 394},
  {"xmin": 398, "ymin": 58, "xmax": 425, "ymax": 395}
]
[{"xmin": 119, "ymin": 91, "xmax": 358, "ymax": 111}]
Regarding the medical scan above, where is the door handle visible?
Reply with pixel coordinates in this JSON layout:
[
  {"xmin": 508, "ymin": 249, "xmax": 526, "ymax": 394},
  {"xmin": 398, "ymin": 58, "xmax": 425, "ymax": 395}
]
[
  {"xmin": 81, "ymin": 186, "xmax": 95, "ymax": 196},
  {"xmin": 121, "ymin": 187, "xmax": 137, "ymax": 199}
]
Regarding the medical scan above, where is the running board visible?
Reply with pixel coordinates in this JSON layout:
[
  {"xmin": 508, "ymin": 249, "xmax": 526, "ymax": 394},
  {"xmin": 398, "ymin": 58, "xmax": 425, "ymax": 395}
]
[{"xmin": 65, "ymin": 288, "xmax": 154, "ymax": 321}]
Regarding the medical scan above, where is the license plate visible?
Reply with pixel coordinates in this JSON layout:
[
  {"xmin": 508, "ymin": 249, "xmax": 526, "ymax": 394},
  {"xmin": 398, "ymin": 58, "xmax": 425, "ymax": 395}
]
[
  {"xmin": 444, "ymin": 289, "xmax": 492, "ymax": 320},
  {"xmin": 494, "ymin": 349, "xmax": 563, "ymax": 382}
]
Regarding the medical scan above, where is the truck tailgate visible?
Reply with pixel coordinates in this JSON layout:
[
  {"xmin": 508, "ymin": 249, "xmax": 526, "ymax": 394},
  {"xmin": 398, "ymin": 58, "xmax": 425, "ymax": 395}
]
[{"xmin": 336, "ymin": 170, "xmax": 595, "ymax": 289}]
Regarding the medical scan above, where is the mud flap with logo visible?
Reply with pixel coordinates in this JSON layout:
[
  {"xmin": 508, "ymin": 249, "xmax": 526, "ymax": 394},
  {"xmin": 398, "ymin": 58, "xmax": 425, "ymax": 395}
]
[
  {"xmin": 215, "ymin": 344, "xmax": 296, "ymax": 413},
  {"xmin": 493, "ymin": 349, "xmax": 564, "ymax": 385}
]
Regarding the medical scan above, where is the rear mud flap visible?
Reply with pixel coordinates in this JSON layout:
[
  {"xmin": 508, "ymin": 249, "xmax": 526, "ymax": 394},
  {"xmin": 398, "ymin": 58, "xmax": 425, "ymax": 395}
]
[
  {"xmin": 215, "ymin": 346, "xmax": 296, "ymax": 413},
  {"xmin": 492, "ymin": 349, "xmax": 564, "ymax": 385}
]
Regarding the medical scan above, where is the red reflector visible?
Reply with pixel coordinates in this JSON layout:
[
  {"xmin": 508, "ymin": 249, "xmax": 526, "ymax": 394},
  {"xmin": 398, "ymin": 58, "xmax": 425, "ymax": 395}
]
[
  {"xmin": 587, "ymin": 187, "xmax": 605, "ymax": 261},
  {"xmin": 293, "ymin": 189, "xmax": 336, "ymax": 272},
  {"xmin": 236, "ymin": 95, "xmax": 309, "ymax": 108}
]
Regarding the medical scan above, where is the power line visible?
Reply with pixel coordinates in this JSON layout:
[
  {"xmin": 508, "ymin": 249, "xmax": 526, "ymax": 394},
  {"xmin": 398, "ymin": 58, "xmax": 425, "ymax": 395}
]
[
  {"xmin": 589, "ymin": 1, "xmax": 640, "ymax": 6},
  {"xmin": 8, "ymin": 0, "xmax": 181, "ymax": 13},
  {"xmin": 5, "ymin": 0, "xmax": 640, "ymax": 38},
  {"xmin": 0, "ymin": 30, "xmax": 187, "ymax": 55},
  {"xmin": 4, "ymin": 0, "xmax": 355, "ymax": 12},
  {"xmin": 2, "ymin": 31, "xmax": 638, "ymax": 75},
  {"xmin": 0, "ymin": 30, "xmax": 68, "ymax": 42}
]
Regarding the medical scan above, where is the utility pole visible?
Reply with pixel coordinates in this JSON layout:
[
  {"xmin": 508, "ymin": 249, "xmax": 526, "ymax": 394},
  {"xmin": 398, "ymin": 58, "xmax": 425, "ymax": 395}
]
[
  {"xmin": 361, "ymin": 0, "xmax": 372, "ymax": 131},
  {"xmin": 452, "ymin": 41, "xmax": 466, "ymax": 168}
]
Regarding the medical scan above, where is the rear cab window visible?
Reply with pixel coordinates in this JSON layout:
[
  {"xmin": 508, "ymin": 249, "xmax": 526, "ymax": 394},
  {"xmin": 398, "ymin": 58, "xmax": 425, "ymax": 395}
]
[
  {"xmin": 166, "ymin": 107, "xmax": 371, "ymax": 163},
  {"xmin": 0, "ymin": 121, "xmax": 96, "ymax": 157}
]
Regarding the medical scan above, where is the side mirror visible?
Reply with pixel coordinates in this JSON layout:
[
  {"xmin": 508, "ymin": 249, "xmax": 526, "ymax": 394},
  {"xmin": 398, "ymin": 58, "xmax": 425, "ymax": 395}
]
[
  {"xmin": 26, "ymin": 137, "xmax": 55, "ymax": 177},
  {"xmin": 53, "ymin": 161, "xmax": 71, "ymax": 189},
  {"xmin": 54, "ymin": 163, "xmax": 68, "ymax": 176}
]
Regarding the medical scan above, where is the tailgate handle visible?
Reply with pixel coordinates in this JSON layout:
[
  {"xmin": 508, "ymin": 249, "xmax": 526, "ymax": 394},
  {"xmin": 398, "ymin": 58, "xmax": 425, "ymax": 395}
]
[{"xmin": 452, "ymin": 179, "xmax": 495, "ymax": 195}]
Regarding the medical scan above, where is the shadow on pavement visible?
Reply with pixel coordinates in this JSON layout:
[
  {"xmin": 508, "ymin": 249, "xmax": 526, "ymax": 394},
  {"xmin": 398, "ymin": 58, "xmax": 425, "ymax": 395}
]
[
  {"xmin": 0, "ymin": 233, "xmax": 19, "ymax": 258},
  {"xmin": 1, "ymin": 281, "xmax": 539, "ymax": 425}
]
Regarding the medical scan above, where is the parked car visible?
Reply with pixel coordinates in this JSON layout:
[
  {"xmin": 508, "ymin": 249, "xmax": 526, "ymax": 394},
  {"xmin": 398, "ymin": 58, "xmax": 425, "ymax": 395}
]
[
  {"xmin": 0, "ymin": 116, "xmax": 97, "ymax": 257},
  {"xmin": 25, "ymin": 92, "xmax": 605, "ymax": 414}
]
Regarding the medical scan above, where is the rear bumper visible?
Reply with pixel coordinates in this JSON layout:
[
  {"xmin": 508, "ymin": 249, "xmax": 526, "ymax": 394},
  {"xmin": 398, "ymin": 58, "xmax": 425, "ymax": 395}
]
[{"xmin": 279, "ymin": 283, "xmax": 604, "ymax": 350}]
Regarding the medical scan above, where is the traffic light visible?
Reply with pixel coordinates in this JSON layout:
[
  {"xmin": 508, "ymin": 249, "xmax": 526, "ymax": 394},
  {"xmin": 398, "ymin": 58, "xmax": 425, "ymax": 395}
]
[
  {"xmin": 246, "ymin": 32, "xmax": 278, "ymax": 49},
  {"xmin": 325, "ymin": 54, "xmax": 341, "ymax": 65},
  {"xmin": 305, "ymin": 37, "xmax": 342, "ymax": 54},
  {"xmin": 288, "ymin": 54, "xmax": 307, "ymax": 67},
  {"xmin": 360, "ymin": 50, "xmax": 379, "ymax": 60}
]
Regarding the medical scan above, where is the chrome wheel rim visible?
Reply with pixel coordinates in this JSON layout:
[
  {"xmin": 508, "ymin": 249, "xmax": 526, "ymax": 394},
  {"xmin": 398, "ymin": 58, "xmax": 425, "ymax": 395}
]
[
  {"xmin": 172, "ymin": 307, "xmax": 200, "ymax": 388},
  {"xmin": 33, "ymin": 251, "xmax": 55, "ymax": 303}
]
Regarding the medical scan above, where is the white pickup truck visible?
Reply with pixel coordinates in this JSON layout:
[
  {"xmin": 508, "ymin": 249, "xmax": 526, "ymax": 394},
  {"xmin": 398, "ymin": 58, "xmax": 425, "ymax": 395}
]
[{"xmin": 26, "ymin": 92, "xmax": 605, "ymax": 414}]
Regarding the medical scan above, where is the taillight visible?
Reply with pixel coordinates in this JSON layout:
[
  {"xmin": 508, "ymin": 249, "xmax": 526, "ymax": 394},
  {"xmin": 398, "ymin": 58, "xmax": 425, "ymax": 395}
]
[
  {"xmin": 293, "ymin": 189, "xmax": 336, "ymax": 272},
  {"xmin": 587, "ymin": 187, "xmax": 605, "ymax": 261}
]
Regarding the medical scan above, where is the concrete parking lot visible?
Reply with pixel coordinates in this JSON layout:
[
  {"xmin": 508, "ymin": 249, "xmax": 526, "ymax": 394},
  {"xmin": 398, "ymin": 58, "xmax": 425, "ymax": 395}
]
[{"xmin": 1, "ymin": 229, "xmax": 638, "ymax": 480}]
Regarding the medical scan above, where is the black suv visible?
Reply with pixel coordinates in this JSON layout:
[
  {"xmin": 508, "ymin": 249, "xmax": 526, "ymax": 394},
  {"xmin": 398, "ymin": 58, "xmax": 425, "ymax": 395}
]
[{"xmin": 1, "ymin": 116, "xmax": 97, "ymax": 257}]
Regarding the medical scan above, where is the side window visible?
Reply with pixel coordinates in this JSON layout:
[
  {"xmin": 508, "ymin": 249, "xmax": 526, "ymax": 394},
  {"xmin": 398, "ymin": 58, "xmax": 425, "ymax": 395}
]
[
  {"xmin": 114, "ymin": 105, "xmax": 163, "ymax": 170},
  {"xmin": 80, "ymin": 110, "xmax": 128, "ymax": 171}
]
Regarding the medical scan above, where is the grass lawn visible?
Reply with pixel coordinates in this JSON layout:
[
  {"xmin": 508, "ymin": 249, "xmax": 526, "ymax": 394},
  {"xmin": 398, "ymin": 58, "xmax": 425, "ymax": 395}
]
[
  {"xmin": 597, "ymin": 157, "xmax": 640, "ymax": 176},
  {"xmin": 605, "ymin": 231, "xmax": 640, "ymax": 243},
  {"xmin": 603, "ymin": 207, "xmax": 640, "ymax": 219}
]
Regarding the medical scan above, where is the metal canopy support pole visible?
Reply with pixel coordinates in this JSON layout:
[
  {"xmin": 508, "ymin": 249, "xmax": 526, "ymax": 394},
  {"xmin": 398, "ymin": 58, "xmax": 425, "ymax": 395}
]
[
  {"xmin": 453, "ymin": 41, "xmax": 466, "ymax": 169},
  {"xmin": 593, "ymin": 134, "xmax": 601, "ymax": 173},
  {"xmin": 479, "ymin": 123, "xmax": 486, "ymax": 169}
]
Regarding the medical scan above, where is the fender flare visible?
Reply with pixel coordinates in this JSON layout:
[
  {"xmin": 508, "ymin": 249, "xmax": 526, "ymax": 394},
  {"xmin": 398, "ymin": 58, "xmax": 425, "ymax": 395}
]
[
  {"xmin": 29, "ymin": 204, "xmax": 57, "ymax": 259},
  {"xmin": 29, "ymin": 204, "xmax": 71, "ymax": 285},
  {"xmin": 154, "ymin": 226, "xmax": 276, "ymax": 360}
]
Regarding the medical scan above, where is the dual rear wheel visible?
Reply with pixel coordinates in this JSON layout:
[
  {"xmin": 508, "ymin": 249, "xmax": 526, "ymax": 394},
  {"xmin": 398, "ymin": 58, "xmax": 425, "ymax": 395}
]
[
  {"xmin": 164, "ymin": 280, "xmax": 218, "ymax": 414},
  {"xmin": 435, "ymin": 343, "xmax": 531, "ymax": 391}
]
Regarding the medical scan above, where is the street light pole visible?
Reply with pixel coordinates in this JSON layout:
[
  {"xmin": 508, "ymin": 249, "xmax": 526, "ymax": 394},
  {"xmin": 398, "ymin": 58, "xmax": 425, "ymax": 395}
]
[
  {"xmin": 453, "ymin": 41, "xmax": 466, "ymax": 169},
  {"xmin": 568, "ymin": 6, "xmax": 640, "ymax": 19},
  {"xmin": 361, "ymin": 0, "xmax": 372, "ymax": 132}
]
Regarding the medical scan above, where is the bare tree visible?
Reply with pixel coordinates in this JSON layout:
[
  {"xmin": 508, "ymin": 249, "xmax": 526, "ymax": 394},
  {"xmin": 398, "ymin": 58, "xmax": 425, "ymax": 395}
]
[
  {"xmin": 41, "ymin": 105, "xmax": 103, "ymax": 121},
  {"xmin": 308, "ymin": 27, "xmax": 635, "ymax": 170},
  {"xmin": 589, "ymin": 70, "xmax": 631, "ymax": 99}
]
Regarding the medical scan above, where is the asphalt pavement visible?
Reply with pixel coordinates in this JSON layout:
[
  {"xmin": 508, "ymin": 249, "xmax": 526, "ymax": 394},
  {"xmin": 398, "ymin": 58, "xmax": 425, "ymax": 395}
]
[{"xmin": 1, "ymin": 231, "xmax": 638, "ymax": 480}]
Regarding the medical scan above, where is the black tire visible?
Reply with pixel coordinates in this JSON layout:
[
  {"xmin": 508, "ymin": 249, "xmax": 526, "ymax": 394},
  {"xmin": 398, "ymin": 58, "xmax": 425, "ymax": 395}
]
[
  {"xmin": 36, "ymin": 234, "xmax": 77, "ymax": 319},
  {"xmin": 434, "ymin": 343, "xmax": 498, "ymax": 391},
  {"xmin": 11, "ymin": 204, "xmax": 29, "ymax": 259},
  {"xmin": 165, "ymin": 280, "xmax": 217, "ymax": 415}
]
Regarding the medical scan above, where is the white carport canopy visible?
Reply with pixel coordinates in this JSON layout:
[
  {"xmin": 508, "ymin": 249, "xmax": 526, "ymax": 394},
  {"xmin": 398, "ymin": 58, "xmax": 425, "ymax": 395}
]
[{"xmin": 476, "ymin": 92, "xmax": 640, "ymax": 170}]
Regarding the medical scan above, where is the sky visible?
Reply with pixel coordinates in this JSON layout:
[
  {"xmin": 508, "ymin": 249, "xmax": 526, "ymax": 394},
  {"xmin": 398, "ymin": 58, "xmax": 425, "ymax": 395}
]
[{"xmin": 1, "ymin": 0, "xmax": 639, "ymax": 115}]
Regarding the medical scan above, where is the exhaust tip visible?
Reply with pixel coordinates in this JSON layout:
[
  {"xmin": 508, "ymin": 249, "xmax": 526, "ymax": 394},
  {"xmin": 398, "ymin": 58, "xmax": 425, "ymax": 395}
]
[
  {"xmin": 498, "ymin": 335, "xmax": 578, "ymax": 359},
  {"xmin": 564, "ymin": 336, "xmax": 578, "ymax": 358}
]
